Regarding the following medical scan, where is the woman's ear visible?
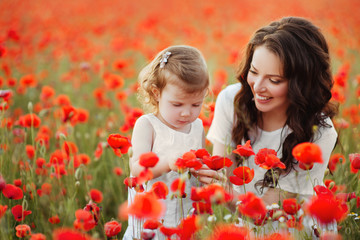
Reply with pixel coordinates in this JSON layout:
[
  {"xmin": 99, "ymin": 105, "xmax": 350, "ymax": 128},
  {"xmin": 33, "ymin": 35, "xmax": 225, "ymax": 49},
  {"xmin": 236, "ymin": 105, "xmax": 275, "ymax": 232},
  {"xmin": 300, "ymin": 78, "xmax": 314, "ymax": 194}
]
[{"xmin": 151, "ymin": 84, "xmax": 160, "ymax": 101}]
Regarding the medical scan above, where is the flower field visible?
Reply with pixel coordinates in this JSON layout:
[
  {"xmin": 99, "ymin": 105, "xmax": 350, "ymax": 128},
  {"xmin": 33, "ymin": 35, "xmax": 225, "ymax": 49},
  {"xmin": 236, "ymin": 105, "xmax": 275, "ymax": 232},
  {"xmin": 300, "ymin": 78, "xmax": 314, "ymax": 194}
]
[{"xmin": 1, "ymin": 0, "xmax": 360, "ymax": 239}]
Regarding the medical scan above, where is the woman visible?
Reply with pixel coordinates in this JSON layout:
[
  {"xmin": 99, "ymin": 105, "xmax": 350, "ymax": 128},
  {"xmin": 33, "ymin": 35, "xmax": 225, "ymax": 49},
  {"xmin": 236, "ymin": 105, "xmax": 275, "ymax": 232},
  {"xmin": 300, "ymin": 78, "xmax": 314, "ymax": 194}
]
[{"xmin": 196, "ymin": 17, "xmax": 338, "ymax": 207}]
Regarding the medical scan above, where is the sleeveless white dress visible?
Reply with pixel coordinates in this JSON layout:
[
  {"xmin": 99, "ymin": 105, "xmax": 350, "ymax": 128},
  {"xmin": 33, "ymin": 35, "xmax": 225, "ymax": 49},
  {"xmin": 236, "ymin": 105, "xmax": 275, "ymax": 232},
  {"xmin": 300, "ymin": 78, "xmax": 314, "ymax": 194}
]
[{"xmin": 123, "ymin": 113, "xmax": 204, "ymax": 240}]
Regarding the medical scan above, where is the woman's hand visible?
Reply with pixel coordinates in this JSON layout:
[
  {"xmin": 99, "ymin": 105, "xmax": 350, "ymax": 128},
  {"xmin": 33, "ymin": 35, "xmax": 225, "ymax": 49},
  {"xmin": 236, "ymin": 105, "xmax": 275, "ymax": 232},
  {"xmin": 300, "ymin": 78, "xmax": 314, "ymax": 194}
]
[{"xmin": 190, "ymin": 165, "xmax": 227, "ymax": 185}]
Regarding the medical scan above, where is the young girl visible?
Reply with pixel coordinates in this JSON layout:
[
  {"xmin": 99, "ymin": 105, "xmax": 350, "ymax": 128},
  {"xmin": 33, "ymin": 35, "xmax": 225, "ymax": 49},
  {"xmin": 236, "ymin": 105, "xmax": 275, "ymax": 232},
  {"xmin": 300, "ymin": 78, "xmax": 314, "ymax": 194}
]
[
  {"xmin": 123, "ymin": 45, "xmax": 209, "ymax": 240},
  {"xmin": 195, "ymin": 17, "xmax": 338, "ymax": 236}
]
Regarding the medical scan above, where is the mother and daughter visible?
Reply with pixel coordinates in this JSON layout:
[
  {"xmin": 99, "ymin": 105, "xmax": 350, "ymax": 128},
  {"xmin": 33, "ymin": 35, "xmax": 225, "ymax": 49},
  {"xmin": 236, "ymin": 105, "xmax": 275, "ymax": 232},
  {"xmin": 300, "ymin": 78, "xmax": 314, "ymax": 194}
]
[{"xmin": 124, "ymin": 16, "xmax": 338, "ymax": 239}]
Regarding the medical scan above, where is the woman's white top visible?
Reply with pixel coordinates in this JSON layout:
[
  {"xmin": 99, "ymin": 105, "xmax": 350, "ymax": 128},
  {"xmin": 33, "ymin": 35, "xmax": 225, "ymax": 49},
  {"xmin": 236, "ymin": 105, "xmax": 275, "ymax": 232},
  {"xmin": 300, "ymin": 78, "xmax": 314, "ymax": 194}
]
[
  {"xmin": 207, "ymin": 83, "xmax": 338, "ymax": 198},
  {"xmin": 124, "ymin": 113, "xmax": 203, "ymax": 240}
]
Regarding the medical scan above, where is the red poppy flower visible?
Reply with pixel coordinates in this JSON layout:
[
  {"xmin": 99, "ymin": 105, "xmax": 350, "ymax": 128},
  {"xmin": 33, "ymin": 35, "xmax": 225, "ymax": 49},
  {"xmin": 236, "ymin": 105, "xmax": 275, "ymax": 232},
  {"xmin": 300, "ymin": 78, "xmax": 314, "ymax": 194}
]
[
  {"xmin": 192, "ymin": 201, "xmax": 213, "ymax": 214},
  {"xmin": 89, "ymin": 189, "xmax": 103, "ymax": 203},
  {"xmin": 206, "ymin": 224, "xmax": 249, "ymax": 240},
  {"xmin": 104, "ymin": 220, "xmax": 122, "ymax": 237},
  {"xmin": 40, "ymin": 85, "xmax": 55, "ymax": 101},
  {"xmin": 137, "ymin": 168, "xmax": 153, "ymax": 184},
  {"xmin": 29, "ymin": 233, "xmax": 47, "ymax": 240},
  {"xmin": 229, "ymin": 166, "xmax": 254, "ymax": 186},
  {"xmin": 20, "ymin": 74, "xmax": 37, "ymax": 88},
  {"xmin": 0, "ymin": 204, "xmax": 7, "ymax": 219},
  {"xmin": 15, "ymin": 224, "xmax": 31, "ymax": 238},
  {"xmin": 143, "ymin": 219, "xmax": 162, "ymax": 229},
  {"xmin": 349, "ymin": 153, "xmax": 360, "ymax": 169},
  {"xmin": 328, "ymin": 153, "xmax": 345, "ymax": 172},
  {"xmin": 107, "ymin": 134, "xmax": 132, "ymax": 154},
  {"xmin": 74, "ymin": 209, "xmax": 96, "ymax": 231},
  {"xmin": 13, "ymin": 179, "xmax": 22, "ymax": 187},
  {"xmin": 128, "ymin": 192, "xmax": 164, "ymax": 220},
  {"xmin": 62, "ymin": 141, "xmax": 78, "ymax": 157},
  {"xmin": 11, "ymin": 205, "xmax": 32, "ymax": 221},
  {"xmin": 171, "ymin": 178, "xmax": 186, "ymax": 197},
  {"xmin": 306, "ymin": 193, "xmax": 348, "ymax": 225},
  {"xmin": 324, "ymin": 179, "xmax": 337, "ymax": 193},
  {"xmin": 139, "ymin": 152, "xmax": 159, "ymax": 168},
  {"xmin": 314, "ymin": 185, "xmax": 334, "ymax": 197},
  {"xmin": 159, "ymin": 226, "xmax": 179, "ymax": 239},
  {"xmin": 55, "ymin": 94, "xmax": 71, "ymax": 106},
  {"xmin": 0, "ymin": 89, "xmax": 12, "ymax": 100},
  {"xmin": 282, "ymin": 198, "xmax": 301, "ymax": 215},
  {"xmin": 53, "ymin": 228, "xmax": 92, "ymax": 240},
  {"xmin": 238, "ymin": 192, "xmax": 267, "ymax": 220},
  {"xmin": 26, "ymin": 145, "xmax": 35, "ymax": 159},
  {"xmin": 49, "ymin": 215, "xmax": 60, "ymax": 224},
  {"xmin": 194, "ymin": 148, "xmax": 210, "ymax": 159},
  {"xmin": 113, "ymin": 167, "xmax": 123, "ymax": 176},
  {"xmin": 202, "ymin": 155, "xmax": 233, "ymax": 170},
  {"xmin": 255, "ymin": 148, "xmax": 285, "ymax": 170},
  {"xmin": 177, "ymin": 215, "xmax": 201, "ymax": 240},
  {"xmin": 19, "ymin": 113, "xmax": 41, "ymax": 128},
  {"xmin": 104, "ymin": 73, "xmax": 124, "ymax": 90},
  {"xmin": 292, "ymin": 142, "xmax": 323, "ymax": 170},
  {"xmin": 151, "ymin": 181, "xmax": 169, "ymax": 199},
  {"xmin": 233, "ymin": 140, "xmax": 255, "ymax": 157},
  {"xmin": 61, "ymin": 105, "xmax": 76, "ymax": 122},
  {"xmin": 2, "ymin": 184, "xmax": 23, "ymax": 200}
]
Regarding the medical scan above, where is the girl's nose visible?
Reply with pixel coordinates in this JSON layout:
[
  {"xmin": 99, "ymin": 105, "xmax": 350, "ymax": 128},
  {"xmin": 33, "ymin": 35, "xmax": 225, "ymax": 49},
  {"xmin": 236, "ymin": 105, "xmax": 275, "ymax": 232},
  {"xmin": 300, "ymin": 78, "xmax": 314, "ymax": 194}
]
[{"xmin": 181, "ymin": 108, "xmax": 190, "ymax": 117}]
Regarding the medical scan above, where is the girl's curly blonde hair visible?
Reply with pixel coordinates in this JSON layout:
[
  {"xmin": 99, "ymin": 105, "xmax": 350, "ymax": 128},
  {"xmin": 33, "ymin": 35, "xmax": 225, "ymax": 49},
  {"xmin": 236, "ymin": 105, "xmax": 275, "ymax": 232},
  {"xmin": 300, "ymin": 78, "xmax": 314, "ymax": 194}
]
[{"xmin": 138, "ymin": 45, "xmax": 209, "ymax": 112}]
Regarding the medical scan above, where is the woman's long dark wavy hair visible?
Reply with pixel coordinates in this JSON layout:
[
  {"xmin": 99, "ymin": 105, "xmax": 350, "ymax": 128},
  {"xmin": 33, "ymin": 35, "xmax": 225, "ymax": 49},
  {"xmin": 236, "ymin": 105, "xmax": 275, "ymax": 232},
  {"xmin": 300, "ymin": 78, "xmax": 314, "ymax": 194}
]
[{"xmin": 232, "ymin": 17, "xmax": 338, "ymax": 190}]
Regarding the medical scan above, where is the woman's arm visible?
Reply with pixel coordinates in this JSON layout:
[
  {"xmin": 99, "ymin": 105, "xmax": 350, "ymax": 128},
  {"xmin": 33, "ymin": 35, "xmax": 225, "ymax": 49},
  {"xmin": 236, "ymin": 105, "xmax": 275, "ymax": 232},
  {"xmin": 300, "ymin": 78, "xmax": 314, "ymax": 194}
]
[{"xmin": 129, "ymin": 116, "xmax": 171, "ymax": 178}]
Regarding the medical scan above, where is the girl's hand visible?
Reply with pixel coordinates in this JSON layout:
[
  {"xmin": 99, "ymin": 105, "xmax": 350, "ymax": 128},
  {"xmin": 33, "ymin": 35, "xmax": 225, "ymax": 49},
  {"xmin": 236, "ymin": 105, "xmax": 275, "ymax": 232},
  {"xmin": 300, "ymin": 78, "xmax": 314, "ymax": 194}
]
[{"xmin": 190, "ymin": 165, "xmax": 227, "ymax": 185}]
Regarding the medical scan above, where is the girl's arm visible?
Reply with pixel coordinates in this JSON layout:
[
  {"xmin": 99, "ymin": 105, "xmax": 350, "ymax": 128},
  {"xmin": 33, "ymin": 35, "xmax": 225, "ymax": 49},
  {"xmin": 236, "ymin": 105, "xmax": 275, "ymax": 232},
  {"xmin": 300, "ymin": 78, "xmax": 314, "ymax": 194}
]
[{"xmin": 129, "ymin": 116, "xmax": 171, "ymax": 178}]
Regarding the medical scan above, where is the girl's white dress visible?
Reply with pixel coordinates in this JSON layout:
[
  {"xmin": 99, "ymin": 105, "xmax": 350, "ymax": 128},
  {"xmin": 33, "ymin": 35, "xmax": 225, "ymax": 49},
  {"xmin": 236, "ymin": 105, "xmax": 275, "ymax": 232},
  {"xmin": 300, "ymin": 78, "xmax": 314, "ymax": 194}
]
[{"xmin": 123, "ymin": 113, "xmax": 203, "ymax": 240}]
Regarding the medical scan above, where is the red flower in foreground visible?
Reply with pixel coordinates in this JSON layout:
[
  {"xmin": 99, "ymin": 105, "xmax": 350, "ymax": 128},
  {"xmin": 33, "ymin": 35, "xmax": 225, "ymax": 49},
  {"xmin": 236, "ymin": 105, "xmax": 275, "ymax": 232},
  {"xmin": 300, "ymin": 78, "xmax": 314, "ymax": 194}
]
[
  {"xmin": 306, "ymin": 193, "xmax": 348, "ymax": 225},
  {"xmin": 255, "ymin": 148, "xmax": 285, "ymax": 170},
  {"xmin": 229, "ymin": 166, "xmax": 254, "ymax": 186},
  {"xmin": 171, "ymin": 178, "xmax": 186, "ymax": 197},
  {"xmin": 238, "ymin": 192, "xmax": 267, "ymax": 220},
  {"xmin": 202, "ymin": 155, "xmax": 233, "ymax": 170},
  {"xmin": 151, "ymin": 181, "xmax": 169, "ymax": 199},
  {"xmin": 128, "ymin": 192, "xmax": 164, "ymax": 220},
  {"xmin": 3, "ymin": 184, "xmax": 23, "ymax": 199},
  {"xmin": 160, "ymin": 226, "xmax": 179, "ymax": 239},
  {"xmin": 139, "ymin": 152, "xmax": 159, "ymax": 168},
  {"xmin": 292, "ymin": 142, "xmax": 323, "ymax": 170},
  {"xmin": 104, "ymin": 220, "xmax": 122, "ymax": 237},
  {"xmin": 282, "ymin": 198, "xmax": 301, "ymax": 215},
  {"xmin": 89, "ymin": 189, "xmax": 103, "ymax": 203},
  {"xmin": 15, "ymin": 224, "xmax": 31, "ymax": 238},
  {"xmin": 177, "ymin": 215, "xmax": 201, "ymax": 240},
  {"xmin": 349, "ymin": 153, "xmax": 360, "ymax": 169},
  {"xmin": 107, "ymin": 134, "xmax": 132, "ymax": 154},
  {"xmin": 53, "ymin": 228, "xmax": 92, "ymax": 240},
  {"xmin": 233, "ymin": 140, "xmax": 255, "ymax": 157},
  {"xmin": 207, "ymin": 224, "xmax": 249, "ymax": 240},
  {"xmin": 11, "ymin": 205, "xmax": 32, "ymax": 221},
  {"xmin": 144, "ymin": 219, "xmax": 162, "ymax": 230}
]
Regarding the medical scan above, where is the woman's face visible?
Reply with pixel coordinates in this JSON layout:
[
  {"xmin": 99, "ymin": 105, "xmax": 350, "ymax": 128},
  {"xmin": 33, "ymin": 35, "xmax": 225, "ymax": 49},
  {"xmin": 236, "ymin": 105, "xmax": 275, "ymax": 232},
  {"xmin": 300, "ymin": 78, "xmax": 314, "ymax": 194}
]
[{"xmin": 247, "ymin": 45, "xmax": 289, "ymax": 121}]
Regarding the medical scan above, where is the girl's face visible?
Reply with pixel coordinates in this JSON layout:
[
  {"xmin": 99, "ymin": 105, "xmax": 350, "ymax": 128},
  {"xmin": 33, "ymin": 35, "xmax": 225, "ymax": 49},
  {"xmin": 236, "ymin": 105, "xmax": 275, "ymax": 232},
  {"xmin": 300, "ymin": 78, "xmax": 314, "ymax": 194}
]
[
  {"xmin": 247, "ymin": 45, "xmax": 289, "ymax": 122},
  {"xmin": 153, "ymin": 82, "xmax": 206, "ymax": 133}
]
